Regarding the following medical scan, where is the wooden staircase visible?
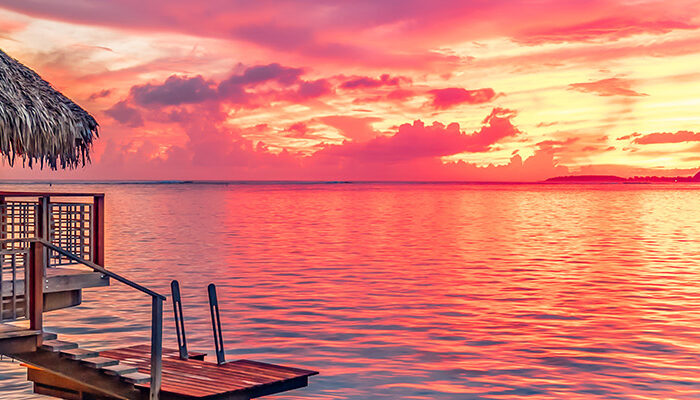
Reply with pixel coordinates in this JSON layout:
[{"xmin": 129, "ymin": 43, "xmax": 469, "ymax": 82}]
[
  {"xmin": 10, "ymin": 331, "xmax": 153, "ymax": 400},
  {"xmin": 40, "ymin": 332, "xmax": 151, "ymax": 385}
]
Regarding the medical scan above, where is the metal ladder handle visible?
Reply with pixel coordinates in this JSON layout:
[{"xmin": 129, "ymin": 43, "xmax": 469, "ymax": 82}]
[
  {"xmin": 208, "ymin": 283, "xmax": 226, "ymax": 365},
  {"xmin": 171, "ymin": 280, "xmax": 188, "ymax": 360}
]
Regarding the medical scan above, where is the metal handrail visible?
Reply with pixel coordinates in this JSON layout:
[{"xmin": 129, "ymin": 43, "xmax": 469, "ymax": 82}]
[{"xmin": 0, "ymin": 237, "xmax": 164, "ymax": 400}]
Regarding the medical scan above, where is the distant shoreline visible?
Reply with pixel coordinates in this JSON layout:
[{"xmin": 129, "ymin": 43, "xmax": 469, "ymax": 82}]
[
  {"xmin": 545, "ymin": 173, "xmax": 700, "ymax": 184},
  {"xmin": 1, "ymin": 178, "xmax": 699, "ymax": 185}
]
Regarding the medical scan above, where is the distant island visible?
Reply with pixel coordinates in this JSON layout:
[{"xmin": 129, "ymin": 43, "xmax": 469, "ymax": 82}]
[{"xmin": 546, "ymin": 171, "xmax": 700, "ymax": 183}]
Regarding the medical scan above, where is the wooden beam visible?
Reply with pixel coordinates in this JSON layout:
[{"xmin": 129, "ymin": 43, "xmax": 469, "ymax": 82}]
[
  {"xmin": 28, "ymin": 367, "xmax": 120, "ymax": 400},
  {"xmin": 9, "ymin": 349, "xmax": 145, "ymax": 400}
]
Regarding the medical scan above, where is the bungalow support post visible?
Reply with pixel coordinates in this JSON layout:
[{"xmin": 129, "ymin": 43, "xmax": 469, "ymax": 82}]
[
  {"xmin": 28, "ymin": 241, "xmax": 44, "ymax": 345},
  {"xmin": 93, "ymin": 195, "xmax": 105, "ymax": 266}
]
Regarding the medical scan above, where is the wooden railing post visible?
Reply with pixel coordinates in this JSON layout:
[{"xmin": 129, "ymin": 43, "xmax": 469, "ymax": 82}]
[
  {"xmin": 28, "ymin": 241, "xmax": 44, "ymax": 344},
  {"xmin": 37, "ymin": 197, "xmax": 49, "ymax": 273},
  {"xmin": 150, "ymin": 296, "xmax": 163, "ymax": 400},
  {"xmin": 0, "ymin": 196, "xmax": 6, "ymax": 250},
  {"xmin": 93, "ymin": 195, "xmax": 105, "ymax": 266}
]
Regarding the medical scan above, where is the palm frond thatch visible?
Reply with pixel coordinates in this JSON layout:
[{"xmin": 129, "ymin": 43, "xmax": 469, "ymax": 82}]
[{"xmin": 0, "ymin": 48, "xmax": 98, "ymax": 170}]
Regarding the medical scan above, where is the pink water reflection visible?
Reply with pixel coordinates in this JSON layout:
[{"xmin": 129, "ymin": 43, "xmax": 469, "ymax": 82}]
[{"xmin": 1, "ymin": 183, "xmax": 699, "ymax": 399}]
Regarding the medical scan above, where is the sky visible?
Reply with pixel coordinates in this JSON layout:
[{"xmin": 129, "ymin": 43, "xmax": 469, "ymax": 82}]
[{"xmin": 1, "ymin": 0, "xmax": 700, "ymax": 181}]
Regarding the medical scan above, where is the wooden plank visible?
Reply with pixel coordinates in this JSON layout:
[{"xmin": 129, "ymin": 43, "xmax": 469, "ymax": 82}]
[
  {"xmin": 102, "ymin": 363, "xmax": 139, "ymax": 376},
  {"xmin": 81, "ymin": 356, "xmax": 119, "ymax": 368},
  {"xmin": 42, "ymin": 340, "xmax": 78, "ymax": 352},
  {"xmin": 122, "ymin": 372, "xmax": 151, "ymax": 384},
  {"xmin": 106, "ymin": 356, "xmax": 273, "ymax": 393},
  {"xmin": 60, "ymin": 347, "xmax": 99, "ymax": 360}
]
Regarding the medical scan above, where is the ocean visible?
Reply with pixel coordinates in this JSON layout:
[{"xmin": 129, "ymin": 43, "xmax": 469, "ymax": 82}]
[{"xmin": 1, "ymin": 182, "xmax": 699, "ymax": 399}]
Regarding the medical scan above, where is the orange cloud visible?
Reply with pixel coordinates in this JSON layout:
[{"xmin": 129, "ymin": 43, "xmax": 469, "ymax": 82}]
[
  {"xmin": 568, "ymin": 78, "xmax": 647, "ymax": 97},
  {"xmin": 632, "ymin": 131, "xmax": 700, "ymax": 144}
]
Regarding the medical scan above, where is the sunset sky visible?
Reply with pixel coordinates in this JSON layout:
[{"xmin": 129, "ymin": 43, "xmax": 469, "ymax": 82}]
[{"xmin": 1, "ymin": 0, "xmax": 700, "ymax": 181}]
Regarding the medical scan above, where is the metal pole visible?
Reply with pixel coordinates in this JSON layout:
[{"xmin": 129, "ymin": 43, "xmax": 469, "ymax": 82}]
[
  {"xmin": 171, "ymin": 280, "xmax": 189, "ymax": 360},
  {"xmin": 150, "ymin": 296, "xmax": 163, "ymax": 400},
  {"xmin": 208, "ymin": 284, "xmax": 226, "ymax": 365}
]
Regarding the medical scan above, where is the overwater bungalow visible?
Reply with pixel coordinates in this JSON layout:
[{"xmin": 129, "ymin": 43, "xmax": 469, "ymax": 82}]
[{"xmin": 0, "ymin": 49, "xmax": 317, "ymax": 399}]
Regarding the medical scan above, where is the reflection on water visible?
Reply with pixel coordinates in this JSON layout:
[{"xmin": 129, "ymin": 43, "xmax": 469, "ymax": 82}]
[{"xmin": 2, "ymin": 183, "xmax": 700, "ymax": 399}]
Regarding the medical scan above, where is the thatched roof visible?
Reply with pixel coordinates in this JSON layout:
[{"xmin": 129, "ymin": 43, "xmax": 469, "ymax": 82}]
[{"xmin": 0, "ymin": 48, "xmax": 98, "ymax": 169}]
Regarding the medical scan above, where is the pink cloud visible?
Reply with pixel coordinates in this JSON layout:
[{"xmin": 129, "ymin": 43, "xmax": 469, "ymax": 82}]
[
  {"xmin": 318, "ymin": 115, "xmax": 382, "ymax": 142},
  {"xmin": 517, "ymin": 17, "xmax": 697, "ymax": 45},
  {"xmin": 284, "ymin": 122, "xmax": 311, "ymax": 138},
  {"xmin": 0, "ymin": 17, "xmax": 27, "ymax": 36},
  {"xmin": 429, "ymin": 88, "xmax": 497, "ymax": 109},
  {"xmin": 284, "ymin": 79, "xmax": 333, "ymax": 101},
  {"xmin": 632, "ymin": 130, "xmax": 700, "ymax": 144},
  {"xmin": 568, "ymin": 78, "xmax": 647, "ymax": 97},
  {"xmin": 4, "ymin": 0, "xmax": 696, "ymax": 70},
  {"xmin": 340, "ymin": 74, "xmax": 409, "ymax": 89},
  {"xmin": 316, "ymin": 108, "xmax": 519, "ymax": 162}
]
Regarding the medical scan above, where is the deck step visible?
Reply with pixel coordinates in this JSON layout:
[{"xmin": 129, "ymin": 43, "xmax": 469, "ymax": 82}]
[
  {"xmin": 81, "ymin": 357, "xmax": 119, "ymax": 369},
  {"xmin": 42, "ymin": 332, "xmax": 58, "ymax": 341},
  {"xmin": 121, "ymin": 372, "xmax": 151, "ymax": 384},
  {"xmin": 60, "ymin": 348, "xmax": 99, "ymax": 360},
  {"xmin": 101, "ymin": 363, "xmax": 138, "ymax": 376},
  {"xmin": 41, "ymin": 340, "xmax": 78, "ymax": 352}
]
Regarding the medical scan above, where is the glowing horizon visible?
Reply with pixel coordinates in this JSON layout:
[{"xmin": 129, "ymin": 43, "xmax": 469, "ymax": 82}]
[{"xmin": 1, "ymin": 1, "xmax": 700, "ymax": 181}]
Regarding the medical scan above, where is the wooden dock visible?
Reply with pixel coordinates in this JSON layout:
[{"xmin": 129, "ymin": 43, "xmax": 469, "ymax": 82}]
[
  {"xmin": 102, "ymin": 345, "xmax": 318, "ymax": 399},
  {"xmin": 21, "ymin": 343, "xmax": 317, "ymax": 400}
]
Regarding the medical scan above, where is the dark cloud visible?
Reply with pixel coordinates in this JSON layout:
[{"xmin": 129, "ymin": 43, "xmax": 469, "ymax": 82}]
[
  {"xmin": 104, "ymin": 100, "xmax": 144, "ymax": 127},
  {"xmin": 296, "ymin": 79, "xmax": 333, "ymax": 99},
  {"xmin": 88, "ymin": 89, "xmax": 112, "ymax": 101},
  {"xmin": 221, "ymin": 63, "xmax": 304, "ymax": 87},
  {"xmin": 131, "ymin": 75, "xmax": 217, "ymax": 106}
]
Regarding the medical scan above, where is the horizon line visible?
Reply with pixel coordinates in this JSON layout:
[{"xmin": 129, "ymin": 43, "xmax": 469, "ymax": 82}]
[{"xmin": 0, "ymin": 179, "xmax": 697, "ymax": 186}]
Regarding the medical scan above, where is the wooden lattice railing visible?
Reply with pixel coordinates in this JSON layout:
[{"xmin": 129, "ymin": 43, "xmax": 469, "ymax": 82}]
[{"xmin": 0, "ymin": 191, "xmax": 104, "ymax": 269}]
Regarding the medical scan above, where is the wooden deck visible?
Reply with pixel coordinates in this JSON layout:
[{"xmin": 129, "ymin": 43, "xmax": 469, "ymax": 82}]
[
  {"xmin": 1, "ymin": 267, "xmax": 109, "ymax": 297},
  {"xmin": 101, "ymin": 345, "xmax": 318, "ymax": 399}
]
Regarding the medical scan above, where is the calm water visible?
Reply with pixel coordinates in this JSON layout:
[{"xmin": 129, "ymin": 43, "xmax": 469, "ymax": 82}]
[{"xmin": 2, "ymin": 183, "xmax": 700, "ymax": 399}]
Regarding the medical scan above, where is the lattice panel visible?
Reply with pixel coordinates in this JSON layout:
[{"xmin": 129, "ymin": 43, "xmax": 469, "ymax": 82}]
[
  {"xmin": 49, "ymin": 203, "xmax": 92, "ymax": 266},
  {"xmin": 0, "ymin": 249, "xmax": 28, "ymax": 322},
  {"xmin": 0, "ymin": 201, "xmax": 38, "ymax": 250}
]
